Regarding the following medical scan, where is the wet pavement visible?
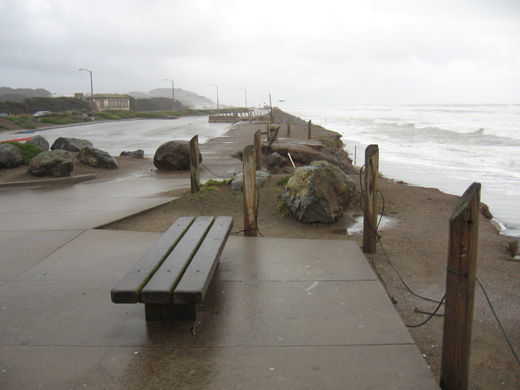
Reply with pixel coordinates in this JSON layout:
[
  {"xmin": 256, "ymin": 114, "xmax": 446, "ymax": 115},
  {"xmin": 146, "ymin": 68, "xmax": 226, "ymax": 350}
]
[
  {"xmin": 0, "ymin": 116, "xmax": 232, "ymax": 157},
  {"xmin": 0, "ymin": 175, "xmax": 439, "ymax": 389}
]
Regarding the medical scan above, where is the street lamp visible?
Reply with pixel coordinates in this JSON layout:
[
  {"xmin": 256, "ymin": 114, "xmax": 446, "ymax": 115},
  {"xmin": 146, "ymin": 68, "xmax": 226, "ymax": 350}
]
[
  {"xmin": 240, "ymin": 87, "xmax": 247, "ymax": 109},
  {"xmin": 164, "ymin": 79, "xmax": 175, "ymax": 111},
  {"xmin": 79, "ymin": 68, "xmax": 93, "ymax": 97},
  {"xmin": 210, "ymin": 84, "xmax": 219, "ymax": 112}
]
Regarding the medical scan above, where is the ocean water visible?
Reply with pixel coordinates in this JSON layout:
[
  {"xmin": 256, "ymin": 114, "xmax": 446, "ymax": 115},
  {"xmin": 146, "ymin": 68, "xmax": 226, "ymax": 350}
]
[{"xmin": 286, "ymin": 105, "xmax": 520, "ymax": 238}]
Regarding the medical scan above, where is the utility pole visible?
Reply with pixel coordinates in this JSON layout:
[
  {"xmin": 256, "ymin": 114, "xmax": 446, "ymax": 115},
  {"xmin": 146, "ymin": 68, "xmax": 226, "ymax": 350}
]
[
  {"xmin": 241, "ymin": 87, "xmax": 247, "ymax": 109},
  {"xmin": 79, "ymin": 68, "xmax": 94, "ymax": 110},
  {"xmin": 164, "ymin": 79, "xmax": 175, "ymax": 110},
  {"xmin": 210, "ymin": 84, "xmax": 219, "ymax": 112}
]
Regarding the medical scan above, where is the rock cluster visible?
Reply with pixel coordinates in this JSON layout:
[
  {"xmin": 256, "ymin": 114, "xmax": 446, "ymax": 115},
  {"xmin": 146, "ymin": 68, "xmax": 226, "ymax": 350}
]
[
  {"xmin": 283, "ymin": 160, "xmax": 356, "ymax": 223},
  {"xmin": 0, "ymin": 134, "xmax": 123, "ymax": 177}
]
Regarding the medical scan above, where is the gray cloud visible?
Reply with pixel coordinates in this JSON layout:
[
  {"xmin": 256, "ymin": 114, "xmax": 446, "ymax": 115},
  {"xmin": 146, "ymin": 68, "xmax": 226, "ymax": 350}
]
[{"xmin": 0, "ymin": 0, "xmax": 518, "ymax": 105}]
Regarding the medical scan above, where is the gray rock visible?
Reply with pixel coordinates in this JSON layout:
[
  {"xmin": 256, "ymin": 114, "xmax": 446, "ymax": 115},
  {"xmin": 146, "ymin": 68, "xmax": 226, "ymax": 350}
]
[
  {"xmin": 26, "ymin": 135, "xmax": 49, "ymax": 151},
  {"xmin": 28, "ymin": 150, "xmax": 74, "ymax": 177},
  {"xmin": 268, "ymin": 152, "xmax": 287, "ymax": 167},
  {"xmin": 0, "ymin": 143, "xmax": 24, "ymax": 168},
  {"xmin": 120, "ymin": 149, "xmax": 144, "ymax": 159},
  {"xmin": 154, "ymin": 140, "xmax": 201, "ymax": 171},
  {"xmin": 77, "ymin": 147, "xmax": 118, "ymax": 169},
  {"xmin": 231, "ymin": 170, "xmax": 271, "ymax": 191},
  {"xmin": 283, "ymin": 160, "xmax": 356, "ymax": 223},
  {"xmin": 51, "ymin": 137, "xmax": 93, "ymax": 152}
]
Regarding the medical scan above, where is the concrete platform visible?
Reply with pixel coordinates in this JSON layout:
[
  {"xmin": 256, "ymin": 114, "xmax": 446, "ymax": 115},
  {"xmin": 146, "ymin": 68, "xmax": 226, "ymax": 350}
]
[
  {"xmin": 0, "ymin": 177, "xmax": 439, "ymax": 389},
  {"xmin": 0, "ymin": 177, "xmax": 184, "ymax": 231}
]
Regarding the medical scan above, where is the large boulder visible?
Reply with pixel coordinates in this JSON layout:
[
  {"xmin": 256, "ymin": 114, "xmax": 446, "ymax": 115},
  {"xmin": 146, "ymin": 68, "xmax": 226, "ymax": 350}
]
[
  {"xmin": 283, "ymin": 160, "xmax": 356, "ymax": 223},
  {"xmin": 231, "ymin": 170, "xmax": 271, "ymax": 191},
  {"xmin": 28, "ymin": 150, "xmax": 74, "ymax": 177},
  {"xmin": 76, "ymin": 146, "xmax": 118, "ymax": 169},
  {"xmin": 77, "ymin": 147, "xmax": 118, "ymax": 169},
  {"xmin": 0, "ymin": 143, "xmax": 24, "ymax": 168},
  {"xmin": 51, "ymin": 137, "xmax": 93, "ymax": 152},
  {"xmin": 26, "ymin": 135, "xmax": 49, "ymax": 151},
  {"xmin": 268, "ymin": 152, "xmax": 287, "ymax": 167},
  {"xmin": 154, "ymin": 140, "xmax": 201, "ymax": 171},
  {"xmin": 120, "ymin": 149, "xmax": 144, "ymax": 159}
]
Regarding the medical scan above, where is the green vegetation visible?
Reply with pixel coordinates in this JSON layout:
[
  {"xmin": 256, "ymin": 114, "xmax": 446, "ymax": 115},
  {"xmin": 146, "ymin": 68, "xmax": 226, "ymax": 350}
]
[
  {"xmin": 100, "ymin": 110, "xmax": 134, "ymax": 119},
  {"xmin": 203, "ymin": 178, "xmax": 234, "ymax": 187},
  {"xmin": 0, "ymin": 124, "xmax": 8, "ymax": 130},
  {"xmin": 38, "ymin": 113, "xmax": 80, "ymax": 125},
  {"xmin": 200, "ymin": 178, "xmax": 234, "ymax": 193},
  {"xmin": 8, "ymin": 142, "xmax": 42, "ymax": 164},
  {"xmin": 95, "ymin": 112, "xmax": 121, "ymax": 120},
  {"xmin": 276, "ymin": 176, "xmax": 290, "ymax": 187},
  {"xmin": 277, "ymin": 201, "xmax": 292, "ymax": 218},
  {"xmin": 7, "ymin": 116, "xmax": 37, "ymax": 129}
]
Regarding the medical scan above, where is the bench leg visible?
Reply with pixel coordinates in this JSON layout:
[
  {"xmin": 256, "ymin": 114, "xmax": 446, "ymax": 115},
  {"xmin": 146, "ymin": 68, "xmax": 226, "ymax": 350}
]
[{"xmin": 145, "ymin": 303, "xmax": 197, "ymax": 322}]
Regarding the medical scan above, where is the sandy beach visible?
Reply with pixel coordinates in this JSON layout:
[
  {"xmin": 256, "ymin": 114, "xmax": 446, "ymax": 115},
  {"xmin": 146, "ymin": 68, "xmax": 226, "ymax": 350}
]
[{"xmin": 1, "ymin": 112, "xmax": 519, "ymax": 389}]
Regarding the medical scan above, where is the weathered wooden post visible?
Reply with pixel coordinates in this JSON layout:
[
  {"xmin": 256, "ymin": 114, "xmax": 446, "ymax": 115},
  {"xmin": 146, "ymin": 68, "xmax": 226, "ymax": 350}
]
[
  {"xmin": 243, "ymin": 145, "xmax": 257, "ymax": 237},
  {"xmin": 440, "ymin": 182, "xmax": 481, "ymax": 390},
  {"xmin": 266, "ymin": 121, "xmax": 271, "ymax": 143},
  {"xmin": 189, "ymin": 135, "xmax": 200, "ymax": 193},
  {"xmin": 254, "ymin": 130, "xmax": 262, "ymax": 170},
  {"xmin": 287, "ymin": 121, "xmax": 291, "ymax": 137},
  {"xmin": 307, "ymin": 120, "xmax": 312, "ymax": 139},
  {"xmin": 362, "ymin": 144, "xmax": 379, "ymax": 254},
  {"xmin": 268, "ymin": 126, "xmax": 279, "ymax": 146}
]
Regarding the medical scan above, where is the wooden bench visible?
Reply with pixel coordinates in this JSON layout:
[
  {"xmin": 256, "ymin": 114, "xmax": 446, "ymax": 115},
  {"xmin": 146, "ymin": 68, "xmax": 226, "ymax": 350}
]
[{"xmin": 111, "ymin": 216, "xmax": 233, "ymax": 322}]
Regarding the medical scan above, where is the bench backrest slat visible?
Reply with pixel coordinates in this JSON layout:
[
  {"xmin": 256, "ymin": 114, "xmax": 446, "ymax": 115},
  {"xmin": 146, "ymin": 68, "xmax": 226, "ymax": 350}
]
[
  {"xmin": 111, "ymin": 216, "xmax": 195, "ymax": 303},
  {"xmin": 174, "ymin": 216, "xmax": 233, "ymax": 304},
  {"xmin": 139, "ymin": 216, "xmax": 215, "ymax": 304}
]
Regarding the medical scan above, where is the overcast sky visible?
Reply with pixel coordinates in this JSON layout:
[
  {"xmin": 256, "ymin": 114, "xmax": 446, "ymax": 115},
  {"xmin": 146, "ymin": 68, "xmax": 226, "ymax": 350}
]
[{"xmin": 1, "ymin": 0, "xmax": 519, "ymax": 106}]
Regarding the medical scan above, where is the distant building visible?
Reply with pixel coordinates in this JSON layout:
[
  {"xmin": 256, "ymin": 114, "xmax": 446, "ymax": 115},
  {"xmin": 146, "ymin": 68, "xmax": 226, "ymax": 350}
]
[{"xmin": 85, "ymin": 94, "xmax": 130, "ymax": 112}]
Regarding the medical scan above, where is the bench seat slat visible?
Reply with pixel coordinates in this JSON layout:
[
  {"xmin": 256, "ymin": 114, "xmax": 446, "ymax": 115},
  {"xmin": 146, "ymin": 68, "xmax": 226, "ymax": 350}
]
[
  {"xmin": 173, "ymin": 216, "xmax": 233, "ymax": 304},
  {"xmin": 110, "ymin": 216, "xmax": 195, "ymax": 303},
  {"xmin": 139, "ymin": 216, "xmax": 215, "ymax": 304}
]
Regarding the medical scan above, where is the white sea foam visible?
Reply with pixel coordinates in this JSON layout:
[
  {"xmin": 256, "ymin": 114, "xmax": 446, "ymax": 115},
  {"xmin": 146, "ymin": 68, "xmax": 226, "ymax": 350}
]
[{"xmin": 286, "ymin": 104, "xmax": 520, "ymax": 238}]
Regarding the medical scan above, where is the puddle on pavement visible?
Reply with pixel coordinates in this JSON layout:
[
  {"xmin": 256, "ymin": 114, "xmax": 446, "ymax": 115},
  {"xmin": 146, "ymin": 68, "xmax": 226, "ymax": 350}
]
[{"xmin": 346, "ymin": 213, "xmax": 395, "ymax": 235}]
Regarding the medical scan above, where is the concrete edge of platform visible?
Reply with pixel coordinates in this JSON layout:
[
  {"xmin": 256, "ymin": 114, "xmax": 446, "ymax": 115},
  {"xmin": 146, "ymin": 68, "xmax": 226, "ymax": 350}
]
[
  {"xmin": 94, "ymin": 197, "xmax": 179, "ymax": 230},
  {"xmin": 0, "ymin": 174, "xmax": 96, "ymax": 189}
]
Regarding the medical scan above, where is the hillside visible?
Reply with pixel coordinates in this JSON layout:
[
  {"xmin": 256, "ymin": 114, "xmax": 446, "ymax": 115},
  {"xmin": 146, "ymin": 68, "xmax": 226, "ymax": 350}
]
[
  {"xmin": 0, "ymin": 87, "xmax": 52, "ymax": 102},
  {"xmin": 129, "ymin": 88, "xmax": 215, "ymax": 109}
]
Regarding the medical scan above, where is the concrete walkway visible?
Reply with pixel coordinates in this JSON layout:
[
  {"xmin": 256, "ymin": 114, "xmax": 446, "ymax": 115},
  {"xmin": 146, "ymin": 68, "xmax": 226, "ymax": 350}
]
[{"xmin": 0, "ymin": 177, "xmax": 439, "ymax": 389}]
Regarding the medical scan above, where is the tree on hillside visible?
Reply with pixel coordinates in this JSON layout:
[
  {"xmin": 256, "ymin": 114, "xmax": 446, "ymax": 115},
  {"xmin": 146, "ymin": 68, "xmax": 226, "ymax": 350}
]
[
  {"xmin": 131, "ymin": 97, "xmax": 187, "ymax": 112},
  {"xmin": 0, "ymin": 97, "xmax": 90, "ymax": 115}
]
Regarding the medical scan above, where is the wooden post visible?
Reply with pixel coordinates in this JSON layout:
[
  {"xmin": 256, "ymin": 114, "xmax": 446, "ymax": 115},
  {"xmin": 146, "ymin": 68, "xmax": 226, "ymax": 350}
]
[
  {"xmin": 362, "ymin": 144, "xmax": 379, "ymax": 254},
  {"xmin": 254, "ymin": 130, "xmax": 262, "ymax": 170},
  {"xmin": 268, "ymin": 126, "xmax": 279, "ymax": 146},
  {"xmin": 307, "ymin": 120, "xmax": 312, "ymax": 139},
  {"xmin": 287, "ymin": 121, "xmax": 291, "ymax": 137},
  {"xmin": 242, "ymin": 145, "xmax": 257, "ymax": 237},
  {"xmin": 189, "ymin": 135, "xmax": 200, "ymax": 193},
  {"xmin": 266, "ymin": 122, "xmax": 271, "ymax": 142},
  {"xmin": 440, "ymin": 183, "xmax": 481, "ymax": 390}
]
